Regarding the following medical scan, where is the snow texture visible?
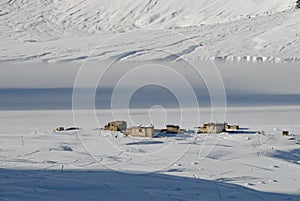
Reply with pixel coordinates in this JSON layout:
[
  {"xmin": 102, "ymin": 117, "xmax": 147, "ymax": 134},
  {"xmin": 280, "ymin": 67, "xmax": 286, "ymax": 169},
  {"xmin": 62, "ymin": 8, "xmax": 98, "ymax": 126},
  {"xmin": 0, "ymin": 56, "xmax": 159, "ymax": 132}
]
[
  {"xmin": 1, "ymin": 107, "xmax": 300, "ymax": 200},
  {"xmin": 0, "ymin": 0, "xmax": 299, "ymax": 63}
]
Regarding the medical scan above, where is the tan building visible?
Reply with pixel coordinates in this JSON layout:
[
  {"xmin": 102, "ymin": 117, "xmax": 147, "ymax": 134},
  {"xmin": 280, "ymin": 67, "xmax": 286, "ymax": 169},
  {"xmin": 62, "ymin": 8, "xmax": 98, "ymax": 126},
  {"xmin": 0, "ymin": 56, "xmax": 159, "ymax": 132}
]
[
  {"xmin": 126, "ymin": 125, "xmax": 154, "ymax": 138},
  {"xmin": 197, "ymin": 122, "xmax": 225, "ymax": 134},
  {"xmin": 104, "ymin": 121, "xmax": 127, "ymax": 132},
  {"xmin": 166, "ymin": 124, "xmax": 180, "ymax": 134},
  {"xmin": 225, "ymin": 123, "xmax": 239, "ymax": 130}
]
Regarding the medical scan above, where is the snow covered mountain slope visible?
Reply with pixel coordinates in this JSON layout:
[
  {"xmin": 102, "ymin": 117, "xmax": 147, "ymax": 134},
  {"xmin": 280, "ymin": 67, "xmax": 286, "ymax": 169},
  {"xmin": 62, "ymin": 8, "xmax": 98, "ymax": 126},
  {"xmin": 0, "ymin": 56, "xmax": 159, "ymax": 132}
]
[{"xmin": 0, "ymin": 0, "xmax": 299, "ymax": 63}]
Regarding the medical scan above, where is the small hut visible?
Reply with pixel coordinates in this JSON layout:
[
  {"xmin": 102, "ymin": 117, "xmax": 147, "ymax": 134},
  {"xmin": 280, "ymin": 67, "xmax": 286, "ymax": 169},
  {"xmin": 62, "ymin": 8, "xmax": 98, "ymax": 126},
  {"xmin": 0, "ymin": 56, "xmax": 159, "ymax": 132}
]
[
  {"xmin": 197, "ymin": 122, "xmax": 225, "ymax": 134},
  {"xmin": 56, "ymin": 127, "xmax": 81, "ymax": 131},
  {"xmin": 282, "ymin": 131, "xmax": 289, "ymax": 136},
  {"xmin": 104, "ymin": 121, "xmax": 127, "ymax": 132},
  {"xmin": 225, "ymin": 123, "xmax": 239, "ymax": 131},
  {"xmin": 166, "ymin": 124, "xmax": 180, "ymax": 134},
  {"xmin": 126, "ymin": 125, "xmax": 154, "ymax": 138}
]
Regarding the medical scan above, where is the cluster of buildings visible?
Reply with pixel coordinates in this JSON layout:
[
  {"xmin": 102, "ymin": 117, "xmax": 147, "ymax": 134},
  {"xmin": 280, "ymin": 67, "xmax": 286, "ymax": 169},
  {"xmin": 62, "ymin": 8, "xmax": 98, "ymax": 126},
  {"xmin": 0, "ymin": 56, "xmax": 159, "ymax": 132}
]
[
  {"xmin": 196, "ymin": 122, "xmax": 239, "ymax": 134},
  {"xmin": 102, "ymin": 120, "xmax": 240, "ymax": 138},
  {"xmin": 55, "ymin": 121, "xmax": 293, "ymax": 138},
  {"xmin": 103, "ymin": 120, "xmax": 154, "ymax": 137}
]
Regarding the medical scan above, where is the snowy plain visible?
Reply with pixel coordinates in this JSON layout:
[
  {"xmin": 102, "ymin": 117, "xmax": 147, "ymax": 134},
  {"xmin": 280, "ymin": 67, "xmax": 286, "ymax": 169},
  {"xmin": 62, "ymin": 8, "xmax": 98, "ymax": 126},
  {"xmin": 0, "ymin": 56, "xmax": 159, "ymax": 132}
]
[{"xmin": 1, "ymin": 107, "xmax": 300, "ymax": 201}]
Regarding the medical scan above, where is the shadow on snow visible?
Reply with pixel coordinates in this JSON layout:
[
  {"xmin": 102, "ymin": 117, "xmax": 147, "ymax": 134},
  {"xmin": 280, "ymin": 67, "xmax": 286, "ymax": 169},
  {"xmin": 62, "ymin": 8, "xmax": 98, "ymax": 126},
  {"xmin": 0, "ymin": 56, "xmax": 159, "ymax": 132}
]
[{"xmin": 0, "ymin": 168, "xmax": 299, "ymax": 201}]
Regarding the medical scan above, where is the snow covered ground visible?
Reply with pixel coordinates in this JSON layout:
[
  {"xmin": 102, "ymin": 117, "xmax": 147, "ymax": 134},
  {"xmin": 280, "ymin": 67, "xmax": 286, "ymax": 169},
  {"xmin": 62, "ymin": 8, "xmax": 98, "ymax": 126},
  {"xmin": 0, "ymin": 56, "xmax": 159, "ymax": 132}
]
[
  {"xmin": 1, "ymin": 0, "xmax": 300, "ymax": 200},
  {"xmin": 0, "ymin": 107, "xmax": 300, "ymax": 200},
  {"xmin": 0, "ymin": 0, "xmax": 300, "ymax": 63}
]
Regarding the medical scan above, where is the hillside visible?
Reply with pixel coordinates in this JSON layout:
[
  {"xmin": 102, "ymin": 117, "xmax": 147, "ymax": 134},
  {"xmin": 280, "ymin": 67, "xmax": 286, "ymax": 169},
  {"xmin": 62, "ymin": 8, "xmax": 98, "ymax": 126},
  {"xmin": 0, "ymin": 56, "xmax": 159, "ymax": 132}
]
[{"xmin": 0, "ymin": 0, "xmax": 299, "ymax": 62}]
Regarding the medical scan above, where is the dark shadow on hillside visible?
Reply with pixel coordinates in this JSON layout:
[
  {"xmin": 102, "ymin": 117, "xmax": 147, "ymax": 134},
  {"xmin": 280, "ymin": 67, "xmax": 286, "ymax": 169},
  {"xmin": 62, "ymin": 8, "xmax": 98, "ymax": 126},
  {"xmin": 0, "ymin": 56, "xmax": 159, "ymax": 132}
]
[{"xmin": 0, "ymin": 168, "xmax": 299, "ymax": 201}]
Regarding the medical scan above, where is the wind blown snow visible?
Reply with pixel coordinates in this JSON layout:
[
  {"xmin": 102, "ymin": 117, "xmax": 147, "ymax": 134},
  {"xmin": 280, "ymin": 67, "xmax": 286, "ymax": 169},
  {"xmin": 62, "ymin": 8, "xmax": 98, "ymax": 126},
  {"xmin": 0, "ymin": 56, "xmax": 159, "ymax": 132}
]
[{"xmin": 0, "ymin": 0, "xmax": 299, "ymax": 63}]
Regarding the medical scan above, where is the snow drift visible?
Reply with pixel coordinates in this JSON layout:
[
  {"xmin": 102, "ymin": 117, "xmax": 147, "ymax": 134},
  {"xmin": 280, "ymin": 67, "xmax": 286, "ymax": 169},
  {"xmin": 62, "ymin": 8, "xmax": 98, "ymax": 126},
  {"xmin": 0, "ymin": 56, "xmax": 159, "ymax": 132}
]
[
  {"xmin": 0, "ymin": 0, "xmax": 295, "ymax": 33},
  {"xmin": 0, "ymin": 0, "xmax": 299, "ymax": 62}
]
